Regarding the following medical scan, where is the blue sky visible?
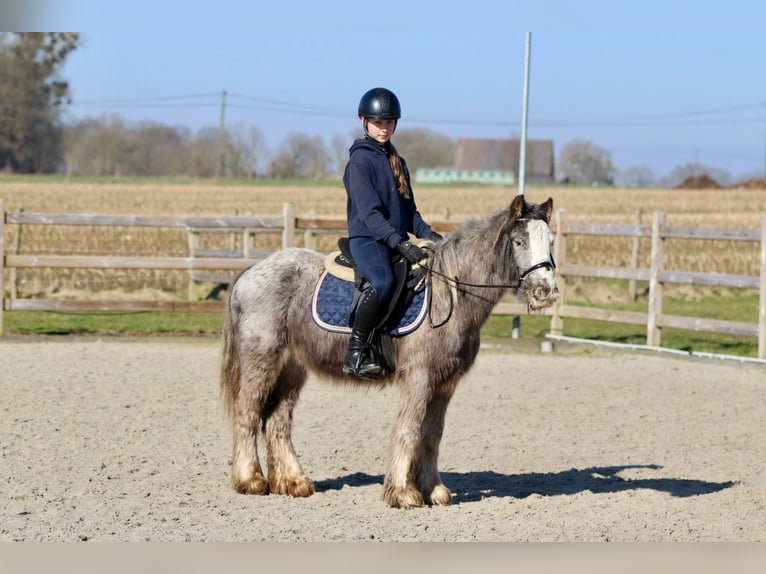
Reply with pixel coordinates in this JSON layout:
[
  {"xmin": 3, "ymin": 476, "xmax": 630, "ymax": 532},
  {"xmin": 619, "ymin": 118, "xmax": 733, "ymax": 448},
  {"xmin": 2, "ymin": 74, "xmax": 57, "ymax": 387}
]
[{"xmin": 10, "ymin": 0, "xmax": 766, "ymax": 180}]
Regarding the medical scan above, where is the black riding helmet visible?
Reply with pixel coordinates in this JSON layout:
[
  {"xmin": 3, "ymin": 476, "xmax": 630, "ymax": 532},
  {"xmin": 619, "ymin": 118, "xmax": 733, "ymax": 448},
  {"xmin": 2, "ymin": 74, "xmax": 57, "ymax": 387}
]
[{"xmin": 358, "ymin": 87, "xmax": 401, "ymax": 120}]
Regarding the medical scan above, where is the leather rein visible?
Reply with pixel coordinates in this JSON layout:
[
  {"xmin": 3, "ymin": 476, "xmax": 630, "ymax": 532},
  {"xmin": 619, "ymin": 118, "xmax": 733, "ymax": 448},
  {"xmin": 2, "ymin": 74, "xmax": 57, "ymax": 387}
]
[{"xmin": 420, "ymin": 238, "xmax": 556, "ymax": 329}]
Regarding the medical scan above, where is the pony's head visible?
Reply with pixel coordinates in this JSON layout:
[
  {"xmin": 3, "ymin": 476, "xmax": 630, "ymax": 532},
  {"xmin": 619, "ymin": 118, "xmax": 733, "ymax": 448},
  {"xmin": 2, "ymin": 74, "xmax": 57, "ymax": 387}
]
[{"xmin": 506, "ymin": 195, "xmax": 559, "ymax": 311}]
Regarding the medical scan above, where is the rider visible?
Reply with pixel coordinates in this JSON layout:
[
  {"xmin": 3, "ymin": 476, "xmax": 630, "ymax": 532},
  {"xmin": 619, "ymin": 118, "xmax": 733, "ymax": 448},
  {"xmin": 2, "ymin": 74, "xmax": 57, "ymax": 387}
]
[{"xmin": 342, "ymin": 87, "xmax": 443, "ymax": 379}]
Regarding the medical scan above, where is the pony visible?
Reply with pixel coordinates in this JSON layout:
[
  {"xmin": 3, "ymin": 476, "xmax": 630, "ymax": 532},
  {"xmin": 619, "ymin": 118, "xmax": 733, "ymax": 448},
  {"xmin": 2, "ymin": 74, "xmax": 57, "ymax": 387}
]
[{"xmin": 219, "ymin": 194, "xmax": 559, "ymax": 508}]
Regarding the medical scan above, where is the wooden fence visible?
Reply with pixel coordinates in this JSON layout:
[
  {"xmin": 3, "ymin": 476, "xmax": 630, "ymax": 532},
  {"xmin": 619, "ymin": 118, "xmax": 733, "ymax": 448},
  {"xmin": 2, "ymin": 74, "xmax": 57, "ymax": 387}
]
[{"xmin": 2, "ymin": 200, "xmax": 765, "ymax": 358}]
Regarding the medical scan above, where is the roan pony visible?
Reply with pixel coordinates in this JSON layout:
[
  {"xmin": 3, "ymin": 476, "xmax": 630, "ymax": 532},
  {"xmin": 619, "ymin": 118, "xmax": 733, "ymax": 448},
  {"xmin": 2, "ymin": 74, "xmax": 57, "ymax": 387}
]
[{"xmin": 220, "ymin": 194, "xmax": 559, "ymax": 508}]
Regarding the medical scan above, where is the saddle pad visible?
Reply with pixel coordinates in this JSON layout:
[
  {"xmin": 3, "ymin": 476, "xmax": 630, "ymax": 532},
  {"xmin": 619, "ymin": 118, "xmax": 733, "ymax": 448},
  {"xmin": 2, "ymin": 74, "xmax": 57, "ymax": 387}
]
[
  {"xmin": 311, "ymin": 270, "xmax": 428, "ymax": 336},
  {"xmin": 323, "ymin": 250, "xmax": 355, "ymax": 282}
]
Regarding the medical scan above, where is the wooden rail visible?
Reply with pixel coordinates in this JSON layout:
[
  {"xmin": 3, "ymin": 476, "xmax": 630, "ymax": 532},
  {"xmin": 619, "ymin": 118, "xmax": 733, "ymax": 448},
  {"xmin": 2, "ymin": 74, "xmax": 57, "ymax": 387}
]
[
  {"xmin": 547, "ymin": 209, "xmax": 766, "ymax": 358},
  {"xmin": 2, "ymin": 200, "xmax": 764, "ymax": 358}
]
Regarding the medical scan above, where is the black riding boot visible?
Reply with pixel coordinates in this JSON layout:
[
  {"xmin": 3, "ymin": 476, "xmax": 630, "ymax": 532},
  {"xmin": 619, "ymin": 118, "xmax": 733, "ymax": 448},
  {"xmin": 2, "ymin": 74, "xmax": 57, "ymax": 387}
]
[{"xmin": 343, "ymin": 288, "xmax": 383, "ymax": 379}]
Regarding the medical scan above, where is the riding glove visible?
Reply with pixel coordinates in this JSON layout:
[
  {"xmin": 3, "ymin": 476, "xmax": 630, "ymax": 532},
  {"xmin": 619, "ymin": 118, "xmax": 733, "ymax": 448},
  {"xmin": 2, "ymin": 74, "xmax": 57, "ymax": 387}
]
[
  {"xmin": 396, "ymin": 240, "xmax": 427, "ymax": 263},
  {"xmin": 428, "ymin": 231, "xmax": 444, "ymax": 241}
]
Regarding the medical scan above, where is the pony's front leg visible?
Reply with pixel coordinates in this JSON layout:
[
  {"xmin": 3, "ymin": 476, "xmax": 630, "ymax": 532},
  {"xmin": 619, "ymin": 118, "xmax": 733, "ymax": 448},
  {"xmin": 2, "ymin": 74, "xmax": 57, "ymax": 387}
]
[
  {"xmin": 383, "ymin": 370, "xmax": 432, "ymax": 509},
  {"xmin": 263, "ymin": 360, "xmax": 315, "ymax": 498},
  {"xmin": 414, "ymin": 383, "xmax": 458, "ymax": 506}
]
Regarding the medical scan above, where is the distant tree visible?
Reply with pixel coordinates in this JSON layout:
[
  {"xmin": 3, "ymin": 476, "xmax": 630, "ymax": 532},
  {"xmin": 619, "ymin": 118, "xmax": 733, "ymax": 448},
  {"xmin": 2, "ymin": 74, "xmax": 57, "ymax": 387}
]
[
  {"xmin": 616, "ymin": 165, "xmax": 656, "ymax": 188},
  {"xmin": 659, "ymin": 163, "xmax": 732, "ymax": 188},
  {"xmin": 557, "ymin": 139, "xmax": 615, "ymax": 185},
  {"xmin": 267, "ymin": 151, "xmax": 299, "ymax": 179},
  {"xmin": 0, "ymin": 32, "xmax": 80, "ymax": 173},
  {"xmin": 188, "ymin": 127, "xmax": 219, "ymax": 178},
  {"xmin": 64, "ymin": 115, "xmax": 131, "ymax": 176},
  {"xmin": 330, "ymin": 134, "xmax": 348, "ymax": 177},
  {"xmin": 267, "ymin": 133, "xmax": 330, "ymax": 179},
  {"xmin": 392, "ymin": 128, "xmax": 456, "ymax": 171},
  {"xmin": 225, "ymin": 124, "xmax": 265, "ymax": 178}
]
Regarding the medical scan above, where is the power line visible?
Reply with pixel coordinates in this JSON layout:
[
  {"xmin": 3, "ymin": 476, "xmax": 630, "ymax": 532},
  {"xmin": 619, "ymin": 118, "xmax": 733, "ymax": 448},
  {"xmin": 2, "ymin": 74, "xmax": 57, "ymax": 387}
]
[
  {"xmin": 73, "ymin": 93, "xmax": 220, "ymax": 105},
  {"xmin": 67, "ymin": 92, "xmax": 766, "ymax": 129}
]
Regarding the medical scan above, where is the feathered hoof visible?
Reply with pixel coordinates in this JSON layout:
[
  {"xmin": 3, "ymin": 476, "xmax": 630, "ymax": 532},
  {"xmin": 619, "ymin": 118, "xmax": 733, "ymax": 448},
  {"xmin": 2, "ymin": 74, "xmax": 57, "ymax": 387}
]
[
  {"xmin": 383, "ymin": 483, "xmax": 425, "ymax": 509},
  {"xmin": 270, "ymin": 475, "xmax": 316, "ymax": 498},
  {"xmin": 427, "ymin": 484, "xmax": 452, "ymax": 506},
  {"xmin": 232, "ymin": 474, "xmax": 270, "ymax": 495}
]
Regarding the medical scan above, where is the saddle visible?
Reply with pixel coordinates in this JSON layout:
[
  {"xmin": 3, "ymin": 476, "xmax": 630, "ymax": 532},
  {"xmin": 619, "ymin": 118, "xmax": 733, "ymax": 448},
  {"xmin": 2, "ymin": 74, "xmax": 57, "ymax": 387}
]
[{"xmin": 311, "ymin": 237, "xmax": 430, "ymax": 374}]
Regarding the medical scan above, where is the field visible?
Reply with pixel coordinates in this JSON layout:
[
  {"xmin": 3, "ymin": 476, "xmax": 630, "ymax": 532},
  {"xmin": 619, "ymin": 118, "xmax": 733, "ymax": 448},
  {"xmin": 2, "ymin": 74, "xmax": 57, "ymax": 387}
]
[{"xmin": 1, "ymin": 178, "xmax": 764, "ymax": 300}]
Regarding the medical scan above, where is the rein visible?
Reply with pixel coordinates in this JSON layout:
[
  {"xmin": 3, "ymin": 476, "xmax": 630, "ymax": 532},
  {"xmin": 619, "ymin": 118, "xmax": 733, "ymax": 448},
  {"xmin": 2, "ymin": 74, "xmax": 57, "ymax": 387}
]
[
  {"xmin": 421, "ymin": 249, "xmax": 556, "ymax": 329},
  {"xmin": 423, "ymin": 257, "xmax": 555, "ymax": 291}
]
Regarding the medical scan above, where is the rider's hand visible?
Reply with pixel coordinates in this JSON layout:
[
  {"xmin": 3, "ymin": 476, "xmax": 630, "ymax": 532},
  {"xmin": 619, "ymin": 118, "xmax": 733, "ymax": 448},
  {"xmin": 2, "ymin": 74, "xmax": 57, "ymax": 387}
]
[{"xmin": 396, "ymin": 240, "xmax": 427, "ymax": 263}]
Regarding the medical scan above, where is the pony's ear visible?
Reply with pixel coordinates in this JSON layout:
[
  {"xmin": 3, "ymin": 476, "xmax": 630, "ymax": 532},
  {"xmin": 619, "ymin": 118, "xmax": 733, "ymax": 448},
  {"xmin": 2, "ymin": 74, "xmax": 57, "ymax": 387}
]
[
  {"xmin": 540, "ymin": 197, "xmax": 554, "ymax": 222},
  {"xmin": 509, "ymin": 194, "xmax": 526, "ymax": 221}
]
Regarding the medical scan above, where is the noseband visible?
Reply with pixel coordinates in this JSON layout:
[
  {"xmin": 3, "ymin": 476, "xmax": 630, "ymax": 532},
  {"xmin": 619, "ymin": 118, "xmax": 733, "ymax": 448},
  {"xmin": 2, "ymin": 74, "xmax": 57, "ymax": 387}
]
[{"xmin": 517, "ymin": 254, "xmax": 556, "ymax": 284}]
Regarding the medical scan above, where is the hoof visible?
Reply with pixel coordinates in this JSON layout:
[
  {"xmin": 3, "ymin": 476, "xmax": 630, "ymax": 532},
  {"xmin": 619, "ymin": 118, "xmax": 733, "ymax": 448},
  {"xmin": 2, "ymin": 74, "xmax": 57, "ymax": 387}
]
[
  {"xmin": 232, "ymin": 474, "xmax": 269, "ymax": 495},
  {"xmin": 427, "ymin": 484, "xmax": 452, "ymax": 506},
  {"xmin": 383, "ymin": 484, "xmax": 425, "ymax": 509},
  {"xmin": 270, "ymin": 475, "xmax": 315, "ymax": 498}
]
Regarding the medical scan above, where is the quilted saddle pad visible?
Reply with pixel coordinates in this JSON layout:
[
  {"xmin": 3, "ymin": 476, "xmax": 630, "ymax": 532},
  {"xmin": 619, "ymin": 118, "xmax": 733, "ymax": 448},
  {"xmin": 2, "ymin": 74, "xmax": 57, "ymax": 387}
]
[{"xmin": 311, "ymin": 270, "xmax": 428, "ymax": 335}]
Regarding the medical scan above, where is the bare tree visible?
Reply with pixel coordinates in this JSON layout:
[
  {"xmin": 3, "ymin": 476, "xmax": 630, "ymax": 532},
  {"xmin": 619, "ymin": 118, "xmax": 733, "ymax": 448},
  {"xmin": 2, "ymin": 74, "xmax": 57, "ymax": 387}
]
[
  {"xmin": 393, "ymin": 128, "xmax": 455, "ymax": 171},
  {"xmin": 267, "ymin": 133, "xmax": 330, "ymax": 179},
  {"xmin": 557, "ymin": 139, "xmax": 615, "ymax": 185},
  {"xmin": 330, "ymin": 134, "xmax": 348, "ymax": 178},
  {"xmin": 224, "ymin": 124, "xmax": 265, "ymax": 179},
  {"xmin": 189, "ymin": 127, "xmax": 219, "ymax": 178},
  {"xmin": 617, "ymin": 165, "xmax": 656, "ymax": 188},
  {"xmin": 64, "ymin": 115, "xmax": 131, "ymax": 176}
]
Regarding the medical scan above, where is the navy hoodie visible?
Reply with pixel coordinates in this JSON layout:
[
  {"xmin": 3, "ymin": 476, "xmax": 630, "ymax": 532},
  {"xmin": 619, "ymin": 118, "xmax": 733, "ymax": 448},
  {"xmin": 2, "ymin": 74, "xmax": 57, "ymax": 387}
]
[{"xmin": 343, "ymin": 137, "xmax": 433, "ymax": 249}]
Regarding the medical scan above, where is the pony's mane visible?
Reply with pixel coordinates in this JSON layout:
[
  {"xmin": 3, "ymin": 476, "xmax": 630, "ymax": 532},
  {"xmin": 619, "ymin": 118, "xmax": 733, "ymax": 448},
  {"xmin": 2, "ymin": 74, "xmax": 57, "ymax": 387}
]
[
  {"xmin": 430, "ymin": 209, "xmax": 516, "ymax": 293},
  {"xmin": 428, "ymin": 198, "xmax": 551, "ymax": 302}
]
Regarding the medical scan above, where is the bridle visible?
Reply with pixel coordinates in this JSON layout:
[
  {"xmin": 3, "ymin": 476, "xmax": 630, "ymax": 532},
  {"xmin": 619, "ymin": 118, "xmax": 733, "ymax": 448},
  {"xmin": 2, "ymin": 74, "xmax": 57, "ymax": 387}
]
[{"xmin": 421, "ymin": 220, "xmax": 556, "ymax": 328}]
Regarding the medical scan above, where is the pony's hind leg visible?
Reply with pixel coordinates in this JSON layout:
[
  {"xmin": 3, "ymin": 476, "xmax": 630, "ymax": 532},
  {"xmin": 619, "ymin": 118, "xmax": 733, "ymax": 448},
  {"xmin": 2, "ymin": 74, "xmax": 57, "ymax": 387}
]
[
  {"xmin": 229, "ymin": 341, "xmax": 287, "ymax": 495},
  {"xmin": 230, "ymin": 408, "xmax": 269, "ymax": 495},
  {"xmin": 263, "ymin": 356, "xmax": 315, "ymax": 498}
]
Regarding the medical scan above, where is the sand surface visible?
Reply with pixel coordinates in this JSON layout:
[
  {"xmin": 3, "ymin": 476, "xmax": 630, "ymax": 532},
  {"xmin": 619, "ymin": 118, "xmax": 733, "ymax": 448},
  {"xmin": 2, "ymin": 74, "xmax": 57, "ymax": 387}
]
[{"xmin": 1, "ymin": 336, "xmax": 764, "ymax": 542}]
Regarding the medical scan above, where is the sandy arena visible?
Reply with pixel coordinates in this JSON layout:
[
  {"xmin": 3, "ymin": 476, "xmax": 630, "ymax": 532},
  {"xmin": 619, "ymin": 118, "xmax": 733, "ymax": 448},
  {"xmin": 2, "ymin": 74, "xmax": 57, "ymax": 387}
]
[{"xmin": 1, "ymin": 336, "xmax": 764, "ymax": 542}]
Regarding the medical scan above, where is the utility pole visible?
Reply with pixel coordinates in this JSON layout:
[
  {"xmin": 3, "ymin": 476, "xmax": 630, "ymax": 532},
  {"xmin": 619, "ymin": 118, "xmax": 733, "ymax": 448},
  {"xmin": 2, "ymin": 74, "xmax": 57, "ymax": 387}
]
[{"xmin": 217, "ymin": 89, "xmax": 227, "ymax": 179}]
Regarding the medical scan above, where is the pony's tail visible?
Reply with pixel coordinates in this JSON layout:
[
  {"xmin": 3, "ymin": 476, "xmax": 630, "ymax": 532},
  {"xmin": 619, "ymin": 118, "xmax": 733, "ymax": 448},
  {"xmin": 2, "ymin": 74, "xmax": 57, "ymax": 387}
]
[{"xmin": 219, "ymin": 291, "xmax": 240, "ymax": 419}]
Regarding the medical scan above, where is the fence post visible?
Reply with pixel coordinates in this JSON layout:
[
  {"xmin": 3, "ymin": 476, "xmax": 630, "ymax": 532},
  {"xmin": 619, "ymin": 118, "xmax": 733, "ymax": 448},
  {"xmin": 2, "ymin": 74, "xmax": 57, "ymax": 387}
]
[
  {"xmin": 549, "ymin": 208, "xmax": 566, "ymax": 336},
  {"xmin": 0, "ymin": 199, "xmax": 5, "ymax": 334},
  {"xmin": 282, "ymin": 203, "xmax": 295, "ymax": 249},
  {"xmin": 759, "ymin": 214, "xmax": 766, "ymax": 359},
  {"xmin": 186, "ymin": 228, "xmax": 199, "ymax": 301},
  {"xmin": 629, "ymin": 208, "xmax": 643, "ymax": 301},
  {"xmin": 647, "ymin": 211, "xmax": 666, "ymax": 347},
  {"xmin": 242, "ymin": 229, "xmax": 252, "ymax": 258},
  {"xmin": 304, "ymin": 229, "xmax": 317, "ymax": 251}
]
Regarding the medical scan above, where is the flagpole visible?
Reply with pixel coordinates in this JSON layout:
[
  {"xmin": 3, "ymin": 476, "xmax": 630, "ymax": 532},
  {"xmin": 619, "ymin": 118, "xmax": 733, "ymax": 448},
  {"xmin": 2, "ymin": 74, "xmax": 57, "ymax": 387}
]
[{"xmin": 513, "ymin": 32, "xmax": 532, "ymax": 339}]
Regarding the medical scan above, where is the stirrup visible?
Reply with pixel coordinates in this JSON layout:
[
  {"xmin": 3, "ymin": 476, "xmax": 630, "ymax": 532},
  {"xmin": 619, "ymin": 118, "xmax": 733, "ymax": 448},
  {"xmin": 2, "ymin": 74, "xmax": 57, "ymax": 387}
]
[{"xmin": 343, "ymin": 349, "xmax": 382, "ymax": 379}]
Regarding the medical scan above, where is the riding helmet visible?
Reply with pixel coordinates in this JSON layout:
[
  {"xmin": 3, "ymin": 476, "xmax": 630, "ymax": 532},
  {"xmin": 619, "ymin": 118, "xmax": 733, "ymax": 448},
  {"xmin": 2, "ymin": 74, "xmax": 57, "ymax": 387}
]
[{"xmin": 358, "ymin": 87, "xmax": 401, "ymax": 120}]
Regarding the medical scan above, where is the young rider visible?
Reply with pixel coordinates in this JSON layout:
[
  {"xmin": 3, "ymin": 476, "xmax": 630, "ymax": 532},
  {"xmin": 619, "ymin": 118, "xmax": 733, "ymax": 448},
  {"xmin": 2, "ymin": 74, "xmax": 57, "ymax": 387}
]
[{"xmin": 342, "ymin": 87, "xmax": 442, "ymax": 379}]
